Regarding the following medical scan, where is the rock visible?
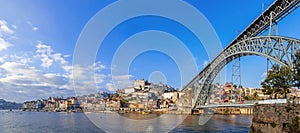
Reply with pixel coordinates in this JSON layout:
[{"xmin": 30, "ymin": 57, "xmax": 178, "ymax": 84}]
[{"xmin": 250, "ymin": 103, "xmax": 300, "ymax": 133}]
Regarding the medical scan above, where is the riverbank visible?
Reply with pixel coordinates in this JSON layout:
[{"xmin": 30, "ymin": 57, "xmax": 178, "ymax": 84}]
[
  {"xmin": 22, "ymin": 106, "xmax": 254, "ymax": 115},
  {"xmin": 250, "ymin": 103, "xmax": 300, "ymax": 133},
  {"xmin": 190, "ymin": 107, "xmax": 253, "ymax": 115}
]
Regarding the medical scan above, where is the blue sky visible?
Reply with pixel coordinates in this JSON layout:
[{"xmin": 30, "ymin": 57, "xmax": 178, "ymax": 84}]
[{"xmin": 0, "ymin": 0, "xmax": 299, "ymax": 102}]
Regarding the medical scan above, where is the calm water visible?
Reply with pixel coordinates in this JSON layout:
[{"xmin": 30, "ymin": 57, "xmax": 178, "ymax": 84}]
[{"xmin": 0, "ymin": 110, "xmax": 252, "ymax": 133}]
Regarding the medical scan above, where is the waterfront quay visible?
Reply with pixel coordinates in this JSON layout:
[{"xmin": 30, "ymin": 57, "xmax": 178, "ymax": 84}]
[{"xmin": 21, "ymin": 79, "xmax": 300, "ymax": 115}]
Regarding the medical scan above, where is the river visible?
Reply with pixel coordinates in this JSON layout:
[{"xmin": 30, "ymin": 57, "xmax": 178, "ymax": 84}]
[{"xmin": 0, "ymin": 110, "xmax": 252, "ymax": 133}]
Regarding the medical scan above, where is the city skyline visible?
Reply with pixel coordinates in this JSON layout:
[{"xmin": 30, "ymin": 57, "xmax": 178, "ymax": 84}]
[{"xmin": 0, "ymin": 0, "xmax": 300, "ymax": 103}]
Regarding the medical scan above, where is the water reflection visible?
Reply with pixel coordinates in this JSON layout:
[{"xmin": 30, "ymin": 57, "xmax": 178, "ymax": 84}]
[
  {"xmin": 0, "ymin": 111, "xmax": 104, "ymax": 133},
  {"xmin": 172, "ymin": 115, "xmax": 252, "ymax": 133},
  {"xmin": 118, "ymin": 113, "xmax": 161, "ymax": 120},
  {"xmin": 0, "ymin": 111, "xmax": 252, "ymax": 133},
  {"xmin": 86, "ymin": 112, "xmax": 187, "ymax": 132}
]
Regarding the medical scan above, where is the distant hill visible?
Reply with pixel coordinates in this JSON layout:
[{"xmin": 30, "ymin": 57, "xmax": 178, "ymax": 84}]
[{"xmin": 0, "ymin": 99, "xmax": 22, "ymax": 110}]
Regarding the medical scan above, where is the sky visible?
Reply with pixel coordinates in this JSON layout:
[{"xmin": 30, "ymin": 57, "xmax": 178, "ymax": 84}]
[{"xmin": 0, "ymin": 0, "xmax": 299, "ymax": 102}]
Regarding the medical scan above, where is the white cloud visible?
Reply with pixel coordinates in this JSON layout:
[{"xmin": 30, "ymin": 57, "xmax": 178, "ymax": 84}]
[
  {"xmin": 94, "ymin": 61, "xmax": 106, "ymax": 71},
  {"xmin": 0, "ymin": 57, "xmax": 5, "ymax": 63},
  {"xmin": 0, "ymin": 61, "xmax": 74, "ymax": 102},
  {"xmin": 63, "ymin": 55, "xmax": 70, "ymax": 58},
  {"xmin": 69, "ymin": 61, "xmax": 109, "ymax": 95},
  {"xmin": 36, "ymin": 42, "xmax": 53, "ymax": 54},
  {"xmin": 0, "ymin": 20, "xmax": 14, "ymax": 36},
  {"xmin": 0, "ymin": 20, "xmax": 88, "ymax": 102},
  {"xmin": 41, "ymin": 55, "xmax": 53, "ymax": 68},
  {"xmin": 95, "ymin": 74, "xmax": 106, "ymax": 84},
  {"xmin": 203, "ymin": 60, "xmax": 209, "ymax": 67},
  {"xmin": 72, "ymin": 65, "xmax": 92, "ymax": 80},
  {"xmin": 112, "ymin": 74, "xmax": 133, "ymax": 81},
  {"xmin": 26, "ymin": 21, "xmax": 38, "ymax": 31},
  {"xmin": 0, "ymin": 37, "xmax": 112, "ymax": 102},
  {"xmin": 32, "ymin": 27, "xmax": 38, "ymax": 31},
  {"xmin": 0, "ymin": 62, "xmax": 41, "ymax": 81},
  {"xmin": 106, "ymin": 74, "xmax": 133, "ymax": 91},
  {"xmin": 71, "ymin": 61, "xmax": 106, "ymax": 80},
  {"xmin": 35, "ymin": 42, "xmax": 68, "ymax": 68},
  {"xmin": 52, "ymin": 53, "xmax": 67, "ymax": 65},
  {"xmin": 12, "ymin": 25, "xmax": 17, "ymax": 29},
  {"xmin": 9, "ymin": 54, "xmax": 32, "ymax": 64},
  {"xmin": 106, "ymin": 83, "xmax": 116, "ymax": 92},
  {"xmin": 0, "ymin": 38, "xmax": 13, "ymax": 52},
  {"xmin": 0, "ymin": 20, "xmax": 14, "ymax": 52}
]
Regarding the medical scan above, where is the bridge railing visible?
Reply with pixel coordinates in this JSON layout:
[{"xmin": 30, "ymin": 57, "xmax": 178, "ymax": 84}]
[
  {"xmin": 196, "ymin": 101, "xmax": 258, "ymax": 108},
  {"xmin": 196, "ymin": 98, "xmax": 300, "ymax": 108}
]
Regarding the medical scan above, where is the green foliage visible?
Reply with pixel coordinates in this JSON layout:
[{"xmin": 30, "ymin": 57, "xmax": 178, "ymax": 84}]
[
  {"xmin": 238, "ymin": 85, "xmax": 243, "ymax": 88},
  {"xmin": 291, "ymin": 116, "xmax": 300, "ymax": 131},
  {"xmin": 121, "ymin": 99, "xmax": 128, "ymax": 103},
  {"xmin": 253, "ymin": 92, "xmax": 259, "ymax": 100},
  {"xmin": 233, "ymin": 84, "xmax": 237, "ymax": 89},
  {"xmin": 285, "ymin": 106, "xmax": 292, "ymax": 112},
  {"xmin": 294, "ymin": 116, "xmax": 300, "ymax": 122},
  {"xmin": 271, "ymin": 122, "xmax": 277, "ymax": 128},
  {"xmin": 120, "ymin": 99, "xmax": 128, "ymax": 107},
  {"xmin": 261, "ymin": 65, "xmax": 292, "ymax": 98},
  {"xmin": 293, "ymin": 51, "xmax": 300, "ymax": 89},
  {"xmin": 261, "ymin": 50, "xmax": 300, "ymax": 97}
]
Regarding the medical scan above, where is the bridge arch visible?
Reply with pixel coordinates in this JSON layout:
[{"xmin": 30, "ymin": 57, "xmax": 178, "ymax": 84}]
[{"xmin": 179, "ymin": 36, "xmax": 300, "ymax": 108}]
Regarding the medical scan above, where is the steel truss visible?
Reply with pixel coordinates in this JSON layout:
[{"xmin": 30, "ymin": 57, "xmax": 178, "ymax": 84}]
[
  {"xmin": 178, "ymin": 0, "xmax": 300, "ymax": 109},
  {"xmin": 182, "ymin": 36, "xmax": 300, "ymax": 107},
  {"xmin": 229, "ymin": 0, "xmax": 300, "ymax": 46}
]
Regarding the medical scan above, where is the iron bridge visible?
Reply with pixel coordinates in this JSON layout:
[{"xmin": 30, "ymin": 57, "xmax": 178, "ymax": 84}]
[{"xmin": 177, "ymin": 0, "xmax": 300, "ymax": 110}]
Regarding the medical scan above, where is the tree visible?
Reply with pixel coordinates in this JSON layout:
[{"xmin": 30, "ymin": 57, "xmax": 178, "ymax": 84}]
[
  {"xmin": 261, "ymin": 50, "xmax": 300, "ymax": 98},
  {"xmin": 261, "ymin": 64, "xmax": 292, "ymax": 98},
  {"xmin": 293, "ymin": 50, "xmax": 300, "ymax": 89},
  {"xmin": 233, "ymin": 84, "xmax": 237, "ymax": 89},
  {"xmin": 252, "ymin": 92, "xmax": 259, "ymax": 100},
  {"xmin": 238, "ymin": 85, "xmax": 243, "ymax": 89},
  {"xmin": 120, "ymin": 99, "xmax": 128, "ymax": 107}
]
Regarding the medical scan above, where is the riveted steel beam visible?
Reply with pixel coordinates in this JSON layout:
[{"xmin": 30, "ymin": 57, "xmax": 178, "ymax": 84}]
[{"xmin": 179, "ymin": 36, "xmax": 300, "ymax": 108}]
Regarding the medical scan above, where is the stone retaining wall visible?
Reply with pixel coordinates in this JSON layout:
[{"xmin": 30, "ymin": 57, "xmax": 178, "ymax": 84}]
[{"xmin": 250, "ymin": 103, "xmax": 300, "ymax": 133}]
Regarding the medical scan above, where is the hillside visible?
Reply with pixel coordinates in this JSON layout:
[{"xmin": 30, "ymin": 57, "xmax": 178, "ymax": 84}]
[{"xmin": 0, "ymin": 99, "xmax": 22, "ymax": 110}]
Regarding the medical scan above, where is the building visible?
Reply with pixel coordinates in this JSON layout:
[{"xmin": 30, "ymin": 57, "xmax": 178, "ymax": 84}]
[
  {"xmin": 124, "ymin": 87, "xmax": 135, "ymax": 94},
  {"xmin": 133, "ymin": 79, "xmax": 145, "ymax": 90},
  {"xmin": 162, "ymin": 92, "xmax": 178, "ymax": 102}
]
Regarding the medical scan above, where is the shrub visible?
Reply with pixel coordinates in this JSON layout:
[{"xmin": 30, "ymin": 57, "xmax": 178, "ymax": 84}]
[
  {"xmin": 285, "ymin": 106, "xmax": 292, "ymax": 112},
  {"xmin": 271, "ymin": 122, "xmax": 277, "ymax": 128}
]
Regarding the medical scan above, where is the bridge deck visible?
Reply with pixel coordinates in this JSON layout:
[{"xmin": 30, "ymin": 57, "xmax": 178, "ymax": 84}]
[
  {"xmin": 196, "ymin": 103, "xmax": 254, "ymax": 108},
  {"xmin": 180, "ymin": 0, "xmax": 300, "ymax": 109},
  {"xmin": 182, "ymin": 0, "xmax": 300, "ymax": 92},
  {"xmin": 228, "ymin": 0, "xmax": 300, "ymax": 48}
]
